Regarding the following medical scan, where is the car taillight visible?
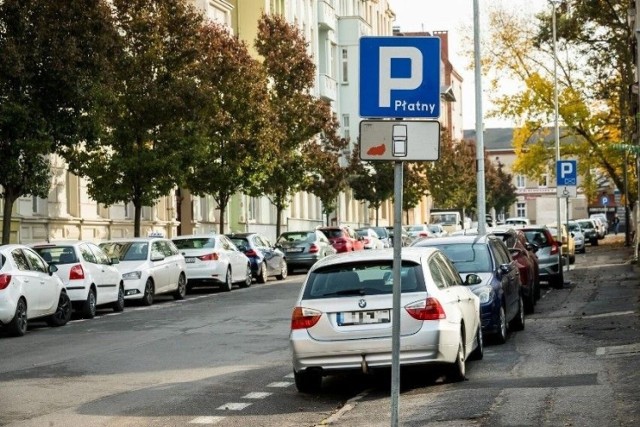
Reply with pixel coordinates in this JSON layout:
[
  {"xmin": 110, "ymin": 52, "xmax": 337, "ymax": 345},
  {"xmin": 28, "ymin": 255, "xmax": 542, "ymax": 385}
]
[
  {"xmin": 405, "ymin": 297, "xmax": 446, "ymax": 320},
  {"xmin": 0, "ymin": 274, "xmax": 11, "ymax": 290},
  {"xmin": 550, "ymin": 242, "xmax": 559, "ymax": 255},
  {"xmin": 245, "ymin": 249, "xmax": 258, "ymax": 257},
  {"xmin": 419, "ymin": 232, "xmax": 429, "ymax": 237},
  {"xmin": 291, "ymin": 307, "xmax": 322, "ymax": 329},
  {"xmin": 308, "ymin": 244, "xmax": 319, "ymax": 253},
  {"xmin": 335, "ymin": 238, "xmax": 347, "ymax": 245},
  {"xmin": 69, "ymin": 264, "xmax": 85, "ymax": 280},
  {"xmin": 198, "ymin": 253, "xmax": 219, "ymax": 261}
]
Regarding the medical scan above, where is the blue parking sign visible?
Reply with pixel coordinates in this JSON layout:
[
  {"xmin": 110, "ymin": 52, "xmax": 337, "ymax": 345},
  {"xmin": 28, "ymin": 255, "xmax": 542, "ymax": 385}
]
[
  {"xmin": 556, "ymin": 160, "xmax": 577, "ymax": 186},
  {"xmin": 359, "ymin": 37, "xmax": 441, "ymax": 118}
]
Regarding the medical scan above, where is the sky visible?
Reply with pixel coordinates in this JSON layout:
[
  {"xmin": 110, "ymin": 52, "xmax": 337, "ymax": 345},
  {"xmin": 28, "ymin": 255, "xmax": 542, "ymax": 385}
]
[{"xmin": 390, "ymin": 0, "xmax": 548, "ymax": 130}]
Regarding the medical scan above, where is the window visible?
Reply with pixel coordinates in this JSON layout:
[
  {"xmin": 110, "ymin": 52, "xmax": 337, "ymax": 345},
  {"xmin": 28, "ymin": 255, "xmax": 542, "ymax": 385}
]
[
  {"xmin": 11, "ymin": 250, "xmax": 30, "ymax": 271},
  {"xmin": 516, "ymin": 175, "xmax": 525, "ymax": 188},
  {"xmin": 89, "ymin": 243, "xmax": 111, "ymax": 265},
  {"xmin": 342, "ymin": 114, "xmax": 350, "ymax": 141},
  {"xmin": 516, "ymin": 202, "xmax": 526, "ymax": 218},
  {"xmin": 80, "ymin": 244, "xmax": 97, "ymax": 264},
  {"xmin": 247, "ymin": 196, "xmax": 257, "ymax": 222},
  {"xmin": 538, "ymin": 174, "xmax": 548, "ymax": 187},
  {"xmin": 341, "ymin": 48, "xmax": 349, "ymax": 83},
  {"xmin": 23, "ymin": 248, "xmax": 47, "ymax": 273}
]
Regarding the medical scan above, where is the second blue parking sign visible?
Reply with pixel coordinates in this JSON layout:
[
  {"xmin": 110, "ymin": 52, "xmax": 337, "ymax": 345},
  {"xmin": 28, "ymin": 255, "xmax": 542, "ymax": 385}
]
[{"xmin": 359, "ymin": 36, "xmax": 441, "ymax": 119}]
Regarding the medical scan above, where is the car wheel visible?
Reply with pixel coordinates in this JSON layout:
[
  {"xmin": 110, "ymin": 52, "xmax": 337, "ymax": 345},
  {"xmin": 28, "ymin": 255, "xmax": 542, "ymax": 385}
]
[
  {"xmin": 82, "ymin": 288, "xmax": 97, "ymax": 319},
  {"xmin": 569, "ymin": 254, "xmax": 575, "ymax": 264},
  {"xmin": 6, "ymin": 298, "xmax": 28, "ymax": 337},
  {"xmin": 510, "ymin": 294, "xmax": 525, "ymax": 331},
  {"xmin": 591, "ymin": 238, "xmax": 598, "ymax": 246},
  {"xmin": 447, "ymin": 335, "xmax": 466, "ymax": 382},
  {"xmin": 468, "ymin": 326, "xmax": 484, "ymax": 361},
  {"xmin": 495, "ymin": 305, "xmax": 507, "ymax": 344},
  {"xmin": 142, "ymin": 279, "xmax": 154, "ymax": 306},
  {"xmin": 257, "ymin": 262, "xmax": 268, "ymax": 284},
  {"xmin": 534, "ymin": 276, "xmax": 541, "ymax": 301},
  {"xmin": 173, "ymin": 274, "xmax": 187, "ymax": 300},
  {"xmin": 222, "ymin": 268, "xmax": 233, "ymax": 292},
  {"xmin": 46, "ymin": 292, "xmax": 72, "ymax": 327},
  {"xmin": 112, "ymin": 285, "xmax": 125, "ymax": 312},
  {"xmin": 524, "ymin": 288, "xmax": 535, "ymax": 314},
  {"xmin": 294, "ymin": 369, "xmax": 322, "ymax": 393},
  {"xmin": 239, "ymin": 264, "xmax": 252, "ymax": 288},
  {"xmin": 276, "ymin": 261, "xmax": 288, "ymax": 280},
  {"xmin": 550, "ymin": 274, "xmax": 563, "ymax": 289}
]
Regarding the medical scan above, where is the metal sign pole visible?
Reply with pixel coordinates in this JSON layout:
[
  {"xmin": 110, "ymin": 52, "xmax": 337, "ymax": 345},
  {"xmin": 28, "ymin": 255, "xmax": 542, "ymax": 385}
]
[{"xmin": 390, "ymin": 160, "xmax": 403, "ymax": 427}]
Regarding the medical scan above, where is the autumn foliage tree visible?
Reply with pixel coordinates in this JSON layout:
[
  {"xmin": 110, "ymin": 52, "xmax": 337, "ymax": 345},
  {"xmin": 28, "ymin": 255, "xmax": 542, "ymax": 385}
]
[
  {"xmin": 184, "ymin": 22, "xmax": 274, "ymax": 233},
  {"xmin": 0, "ymin": 0, "xmax": 117, "ymax": 243},
  {"xmin": 255, "ymin": 14, "xmax": 339, "ymax": 237},
  {"xmin": 469, "ymin": 2, "xmax": 636, "ymax": 205}
]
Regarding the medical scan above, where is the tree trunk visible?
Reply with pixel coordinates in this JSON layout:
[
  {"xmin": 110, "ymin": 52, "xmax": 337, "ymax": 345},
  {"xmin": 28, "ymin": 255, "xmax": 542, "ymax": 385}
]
[
  {"xmin": 218, "ymin": 195, "xmax": 228, "ymax": 234},
  {"xmin": 1, "ymin": 191, "xmax": 18, "ymax": 244},
  {"xmin": 275, "ymin": 203, "xmax": 283, "ymax": 238},
  {"xmin": 134, "ymin": 199, "xmax": 142, "ymax": 237}
]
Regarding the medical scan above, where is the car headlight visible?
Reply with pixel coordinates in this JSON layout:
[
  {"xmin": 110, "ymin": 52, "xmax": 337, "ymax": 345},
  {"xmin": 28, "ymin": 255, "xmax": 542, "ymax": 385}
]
[
  {"xmin": 477, "ymin": 286, "xmax": 494, "ymax": 304},
  {"xmin": 122, "ymin": 271, "xmax": 142, "ymax": 280}
]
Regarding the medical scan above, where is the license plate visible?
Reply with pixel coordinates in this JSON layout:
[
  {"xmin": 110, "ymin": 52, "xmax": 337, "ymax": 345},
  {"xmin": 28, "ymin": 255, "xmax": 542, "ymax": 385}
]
[
  {"xmin": 185, "ymin": 257, "xmax": 195, "ymax": 263},
  {"xmin": 337, "ymin": 310, "xmax": 390, "ymax": 326},
  {"xmin": 287, "ymin": 247, "xmax": 304, "ymax": 253}
]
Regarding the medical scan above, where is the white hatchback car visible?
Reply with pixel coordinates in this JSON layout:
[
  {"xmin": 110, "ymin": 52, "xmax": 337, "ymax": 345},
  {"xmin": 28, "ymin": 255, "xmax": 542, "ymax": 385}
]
[
  {"xmin": 290, "ymin": 248, "xmax": 482, "ymax": 393},
  {"xmin": 31, "ymin": 241, "xmax": 125, "ymax": 319},
  {"xmin": 0, "ymin": 244, "xmax": 72, "ymax": 336},
  {"xmin": 99, "ymin": 238, "xmax": 187, "ymax": 306},
  {"xmin": 172, "ymin": 234, "xmax": 252, "ymax": 292}
]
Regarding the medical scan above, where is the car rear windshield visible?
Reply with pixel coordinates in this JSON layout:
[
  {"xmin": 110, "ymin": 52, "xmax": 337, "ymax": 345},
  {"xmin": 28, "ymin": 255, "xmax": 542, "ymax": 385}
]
[
  {"xmin": 33, "ymin": 246, "xmax": 78, "ymax": 264},
  {"xmin": 428, "ymin": 243, "xmax": 492, "ymax": 273},
  {"xmin": 523, "ymin": 229, "xmax": 552, "ymax": 247},
  {"xmin": 100, "ymin": 242, "xmax": 148, "ymax": 261},
  {"xmin": 172, "ymin": 238, "xmax": 217, "ymax": 250},
  {"xmin": 319, "ymin": 229, "xmax": 343, "ymax": 239},
  {"xmin": 302, "ymin": 261, "xmax": 425, "ymax": 299},
  {"xmin": 278, "ymin": 232, "xmax": 314, "ymax": 243}
]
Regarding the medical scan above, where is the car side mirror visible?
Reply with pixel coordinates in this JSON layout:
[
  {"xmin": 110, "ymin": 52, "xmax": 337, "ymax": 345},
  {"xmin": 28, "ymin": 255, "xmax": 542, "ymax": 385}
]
[
  {"xmin": 464, "ymin": 273, "xmax": 482, "ymax": 285},
  {"xmin": 110, "ymin": 258, "xmax": 120, "ymax": 265},
  {"xmin": 499, "ymin": 264, "xmax": 511, "ymax": 275},
  {"xmin": 48, "ymin": 264, "xmax": 58, "ymax": 275}
]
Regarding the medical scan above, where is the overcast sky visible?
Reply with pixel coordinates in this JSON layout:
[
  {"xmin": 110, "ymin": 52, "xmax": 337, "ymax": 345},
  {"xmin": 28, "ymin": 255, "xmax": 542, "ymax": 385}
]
[{"xmin": 390, "ymin": 0, "xmax": 548, "ymax": 129}]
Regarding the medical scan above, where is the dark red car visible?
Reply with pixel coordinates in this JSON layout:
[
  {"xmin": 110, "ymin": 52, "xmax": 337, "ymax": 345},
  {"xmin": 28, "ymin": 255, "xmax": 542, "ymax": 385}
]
[
  {"xmin": 318, "ymin": 227, "xmax": 365, "ymax": 253},
  {"xmin": 492, "ymin": 227, "xmax": 540, "ymax": 314}
]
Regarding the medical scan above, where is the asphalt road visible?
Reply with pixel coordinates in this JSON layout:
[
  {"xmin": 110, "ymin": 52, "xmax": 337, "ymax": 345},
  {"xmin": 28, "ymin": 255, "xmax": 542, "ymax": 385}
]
[{"xmin": 1, "ymin": 235, "xmax": 638, "ymax": 427}]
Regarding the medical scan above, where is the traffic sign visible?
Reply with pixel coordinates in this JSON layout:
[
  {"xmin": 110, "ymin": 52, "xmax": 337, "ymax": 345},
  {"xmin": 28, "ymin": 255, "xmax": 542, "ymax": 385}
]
[
  {"xmin": 556, "ymin": 160, "xmax": 577, "ymax": 186},
  {"xmin": 601, "ymin": 195, "xmax": 609, "ymax": 205},
  {"xmin": 359, "ymin": 37, "xmax": 441, "ymax": 118},
  {"xmin": 359, "ymin": 120, "xmax": 440, "ymax": 161}
]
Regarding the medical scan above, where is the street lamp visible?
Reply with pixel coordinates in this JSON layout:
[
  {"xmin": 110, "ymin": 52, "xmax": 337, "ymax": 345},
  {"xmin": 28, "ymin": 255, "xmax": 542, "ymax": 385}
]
[{"xmin": 550, "ymin": 0, "xmax": 564, "ymax": 286}]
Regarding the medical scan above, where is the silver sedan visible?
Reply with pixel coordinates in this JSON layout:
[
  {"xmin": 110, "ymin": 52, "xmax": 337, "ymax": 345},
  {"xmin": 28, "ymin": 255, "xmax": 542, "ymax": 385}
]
[{"xmin": 289, "ymin": 247, "xmax": 482, "ymax": 393}]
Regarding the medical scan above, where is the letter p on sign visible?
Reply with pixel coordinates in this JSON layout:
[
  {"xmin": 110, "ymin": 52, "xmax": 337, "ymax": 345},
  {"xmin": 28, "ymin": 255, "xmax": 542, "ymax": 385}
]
[
  {"xmin": 378, "ymin": 47, "xmax": 423, "ymax": 107},
  {"xmin": 556, "ymin": 160, "xmax": 577, "ymax": 185}
]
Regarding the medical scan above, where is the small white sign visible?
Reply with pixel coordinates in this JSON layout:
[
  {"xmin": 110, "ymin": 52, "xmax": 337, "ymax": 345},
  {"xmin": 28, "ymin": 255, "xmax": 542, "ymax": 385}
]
[
  {"xmin": 359, "ymin": 120, "xmax": 440, "ymax": 161},
  {"xmin": 557, "ymin": 186, "xmax": 577, "ymax": 198}
]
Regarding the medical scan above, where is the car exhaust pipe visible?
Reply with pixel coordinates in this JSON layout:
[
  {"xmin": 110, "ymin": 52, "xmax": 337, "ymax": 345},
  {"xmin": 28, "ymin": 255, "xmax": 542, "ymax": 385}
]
[{"xmin": 361, "ymin": 356, "xmax": 369, "ymax": 374}]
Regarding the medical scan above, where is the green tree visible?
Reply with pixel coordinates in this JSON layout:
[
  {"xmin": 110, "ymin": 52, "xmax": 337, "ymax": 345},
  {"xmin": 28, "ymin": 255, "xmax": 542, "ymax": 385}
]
[
  {"xmin": 425, "ymin": 135, "xmax": 477, "ymax": 220},
  {"xmin": 0, "ymin": 0, "xmax": 117, "ymax": 243},
  {"xmin": 255, "ymin": 14, "xmax": 333, "ymax": 237},
  {"xmin": 402, "ymin": 162, "xmax": 430, "ymax": 223},
  {"xmin": 347, "ymin": 146, "xmax": 395, "ymax": 226},
  {"xmin": 184, "ymin": 22, "xmax": 274, "ymax": 234},
  {"xmin": 72, "ymin": 0, "xmax": 204, "ymax": 236},
  {"xmin": 470, "ymin": 3, "xmax": 636, "ymax": 204},
  {"xmin": 303, "ymin": 110, "xmax": 349, "ymax": 226},
  {"xmin": 485, "ymin": 160, "xmax": 517, "ymax": 219}
]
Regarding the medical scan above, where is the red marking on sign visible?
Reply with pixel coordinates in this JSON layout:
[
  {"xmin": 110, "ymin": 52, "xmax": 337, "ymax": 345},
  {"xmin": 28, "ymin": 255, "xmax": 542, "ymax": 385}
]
[{"xmin": 367, "ymin": 144, "xmax": 386, "ymax": 156}]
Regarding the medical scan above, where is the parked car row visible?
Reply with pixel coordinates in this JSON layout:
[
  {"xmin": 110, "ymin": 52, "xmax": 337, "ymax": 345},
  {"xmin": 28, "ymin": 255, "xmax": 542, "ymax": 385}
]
[{"xmin": 290, "ymin": 230, "xmax": 538, "ymax": 393}]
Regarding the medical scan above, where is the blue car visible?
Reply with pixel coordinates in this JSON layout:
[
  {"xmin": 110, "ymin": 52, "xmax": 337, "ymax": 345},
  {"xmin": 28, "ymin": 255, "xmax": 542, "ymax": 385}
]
[
  {"xmin": 226, "ymin": 233, "xmax": 288, "ymax": 283},
  {"xmin": 411, "ymin": 234, "xmax": 524, "ymax": 343}
]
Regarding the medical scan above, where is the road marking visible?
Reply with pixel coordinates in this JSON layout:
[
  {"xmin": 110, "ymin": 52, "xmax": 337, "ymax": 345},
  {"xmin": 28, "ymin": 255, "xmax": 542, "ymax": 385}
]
[
  {"xmin": 243, "ymin": 392, "xmax": 272, "ymax": 399},
  {"xmin": 284, "ymin": 373, "xmax": 294, "ymax": 378},
  {"xmin": 217, "ymin": 402, "xmax": 252, "ymax": 410},
  {"xmin": 582, "ymin": 310, "xmax": 634, "ymax": 319},
  {"xmin": 596, "ymin": 342, "xmax": 640, "ymax": 356},
  {"xmin": 189, "ymin": 416, "xmax": 225, "ymax": 424},
  {"xmin": 267, "ymin": 381, "xmax": 293, "ymax": 387},
  {"xmin": 317, "ymin": 390, "xmax": 369, "ymax": 426}
]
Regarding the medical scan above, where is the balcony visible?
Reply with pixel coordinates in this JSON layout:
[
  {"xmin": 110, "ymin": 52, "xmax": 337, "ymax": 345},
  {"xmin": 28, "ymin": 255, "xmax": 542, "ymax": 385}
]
[
  {"xmin": 319, "ymin": 74, "xmax": 337, "ymax": 102},
  {"xmin": 318, "ymin": 0, "xmax": 336, "ymax": 31}
]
